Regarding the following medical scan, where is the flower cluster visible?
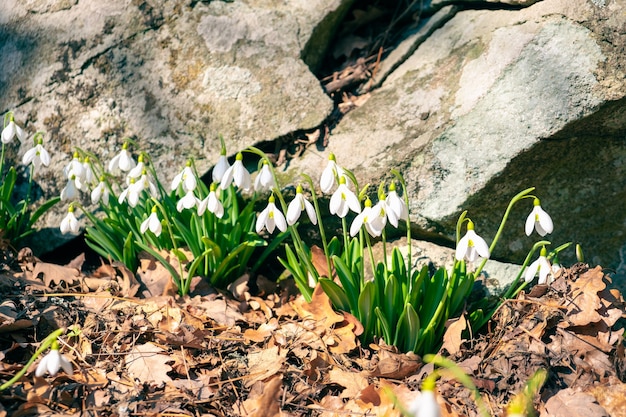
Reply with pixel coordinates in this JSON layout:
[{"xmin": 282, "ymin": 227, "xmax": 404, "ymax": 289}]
[
  {"xmin": 255, "ymin": 153, "xmax": 408, "ymax": 240},
  {"xmin": 1, "ymin": 112, "xmax": 58, "ymax": 247}
]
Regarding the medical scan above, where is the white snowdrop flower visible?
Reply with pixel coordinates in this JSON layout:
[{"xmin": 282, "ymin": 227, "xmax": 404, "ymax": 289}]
[
  {"xmin": 212, "ymin": 152, "xmax": 230, "ymax": 184},
  {"xmin": 286, "ymin": 185, "xmax": 317, "ymax": 226},
  {"xmin": 366, "ymin": 199, "xmax": 388, "ymax": 236},
  {"xmin": 524, "ymin": 246, "xmax": 553, "ymax": 284},
  {"xmin": 455, "ymin": 221, "xmax": 490, "ymax": 263},
  {"xmin": 63, "ymin": 152, "xmax": 85, "ymax": 179},
  {"xmin": 220, "ymin": 153, "xmax": 251, "ymax": 191},
  {"xmin": 126, "ymin": 158, "xmax": 145, "ymax": 181},
  {"xmin": 350, "ymin": 198, "xmax": 372, "ymax": 237},
  {"xmin": 82, "ymin": 157, "xmax": 96, "ymax": 187},
  {"xmin": 35, "ymin": 343, "xmax": 73, "ymax": 377},
  {"xmin": 385, "ymin": 183, "xmax": 408, "ymax": 226},
  {"xmin": 91, "ymin": 179, "xmax": 110, "ymax": 205},
  {"xmin": 254, "ymin": 160, "xmax": 276, "ymax": 192},
  {"xmin": 171, "ymin": 162, "xmax": 197, "ymax": 193},
  {"xmin": 197, "ymin": 184, "xmax": 224, "ymax": 218},
  {"xmin": 118, "ymin": 179, "xmax": 143, "ymax": 207},
  {"xmin": 176, "ymin": 190, "xmax": 199, "ymax": 212},
  {"xmin": 256, "ymin": 194, "xmax": 287, "ymax": 234},
  {"xmin": 60, "ymin": 175, "xmax": 79, "ymax": 201},
  {"xmin": 320, "ymin": 153, "xmax": 344, "ymax": 194},
  {"xmin": 137, "ymin": 171, "xmax": 158, "ymax": 198},
  {"xmin": 108, "ymin": 143, "xmax": 136, "ymax": 174},
  {"xmin": 60, "ymin": 206, "xmax": 79, "ymax": 235},
  {"xmin": 407, "ymin": 389, "xmax": 440, "ymax": 417},
  {"xmin": 329, "ymin": 176, "xmax": 361, "ymax": 218},
  {"xmin": 22, "ymin": 138, "xmax": 51, "ymax": 168},
  {"xmin": 1, "ymin": 115, "xmax": 26, "ymax": 144},
  {"xmin": 140, "ymin": 207, "xmax": 162, "ymax": 237},
  {"xmin": 525, "ymin": 198, "xmax": 553, "ymax": 237}
]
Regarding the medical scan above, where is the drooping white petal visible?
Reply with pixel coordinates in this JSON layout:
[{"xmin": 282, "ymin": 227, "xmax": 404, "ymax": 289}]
[
  {"xmin": 140, "ymin": 212, "xmax": 162, "ymax": 236},
  {"xmin": 60, "ymin": 179, "xmax": 78, "ymax": 201},
  {"xmin": 1, "ymin": 121, "xmax": 25, "ymax": 144},
  {"xmin": 455, "ymin": 230, "xmax": 490, "ymax": 262},
  {"xmin": 303, "ymin": 197, "xmax": 317, "ymax": 225},
  {"xmin": 407, "ymin": 390, "xmax": 441, "ymax": 417},
  {"xmin": 177, "ymin": 191, "xmax": 198, "ymax": 212},
  {"xmin": 350, "ymin": 209, "xmax": 368, "ymax": 236},
  {"xmin": 60, "ymin": 211, "xmax": 79, "ymax": 234},
  {"xmin": 254, "ymin": 163, "xmax": 275, "ymax": 192},
  {"xmin": 127, "ymin": 161, "xmax": 144, "ymax": 180},
  {"xmin": 320, "ymin": 161, "xmax": 338, "ymax": 194},
  {"xmin": 524, "ymin": 258, "xmax": 541, "ymax": 283},
  {"xmin": 22, "ymin": 147, "xmax": 38, "ymax": 166},
  {"xmin": 213, "ymin": 155, "xmax": 230, "ymax": 184},
  {"xmin": 286, "ymin": 195, "xmax": 303, "ymax": 225},
  {"xmin": 255, "ymin": 206, "xmax": 270, "ymax": 234},
  {"xmin": 118, "ymin": 149, "xmax": 136, "ymax": 172},
  {"xmin": 207, "ymin": 192, "xmax": 224, "ymax": 218},
  {"xmin": 1, "ymin": 122, "xmax": 16, "ymax": 144},
  {"xmin": 232, "ymin": 160, "xmax": 251, "ymax": 191},
  {"xmin": 38, "ymin": 146, "xmax": 51, "ymax": 167},
  {"xmin": 386, "ymin": 190, "xmax": 408, "ymax": 221},
  {"xmin": 526, "ymin": 205, "xmax": 553, "ymax": 236}
]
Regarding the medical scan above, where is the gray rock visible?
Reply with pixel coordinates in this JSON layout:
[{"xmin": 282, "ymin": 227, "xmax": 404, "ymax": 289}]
[
  {"xmin": 288, "ymin": 0, "xmax": 626, "ymax": 286},
  {"xmin": 0, "ymin": 0, "xmax": 342, "ymax": 251}
]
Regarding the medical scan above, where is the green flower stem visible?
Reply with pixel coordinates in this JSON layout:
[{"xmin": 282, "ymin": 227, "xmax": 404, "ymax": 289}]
[
  {"xmin": 0, "ymin": 328, "xmax": 66, "ymax": 391},
  {"xmin": 152, "ymin": 198, "xmax": 185, "ymax": 292},
  {"xmin": 363, "ymin": 230, "xmax": 376, "ymax": 285},
  {"xmin": 303, "ymin": 173, "xmax": 332, "ymax": 280},
  {"xmin": 475, "ymin": 187, "xmax": 536, "ymax": 277},
  {"xmin": 391, "ymin": 169, "xmax": 413, "ymax": 291}
]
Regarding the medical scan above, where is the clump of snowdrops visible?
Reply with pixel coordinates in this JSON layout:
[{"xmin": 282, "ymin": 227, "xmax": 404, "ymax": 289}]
[
  {"xmin": 58, "ymin": 138, "xmax": 287, "ymax": 295},
  {"xmin": 253, "ymin": 151, "xmax": 571, "ymax": 355},
  {"xmin": 0, "ymin": 112, "xmax": 59, "ymax": 248}
]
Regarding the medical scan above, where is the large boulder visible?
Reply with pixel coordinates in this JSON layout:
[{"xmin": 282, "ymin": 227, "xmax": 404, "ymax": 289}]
[
  {"xmin": 288, "ymin": 0, "xmax": 626, "ymax": 281},
  {"xmin": 0, "ymin": 0, "xmax": 344, "ymax": 251}
]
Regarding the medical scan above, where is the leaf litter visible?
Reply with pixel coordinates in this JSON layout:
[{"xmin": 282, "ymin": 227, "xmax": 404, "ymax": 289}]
[{"xmin": 0, "ymin": 249, "xmax": 624, "ymax": 417}]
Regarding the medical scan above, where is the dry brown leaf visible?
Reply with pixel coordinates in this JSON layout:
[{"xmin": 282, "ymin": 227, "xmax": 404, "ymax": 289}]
[
  {"xmin": 328, "ymin": 368, "xmax": 369, "ymax": 399},
  {"xmin": 442, "ymin": 315, "xmax": 467, "ymax": 355},
  {"xmin": 291, "ymin": 284, "xmax": 344, "ymax": 328},
  {"xmin": 566, "ymin": 266, "xmax": 606, "ymax": 326},
  {"xmin": 125, "ymin": 342, "xmax": 173, "ymax": 386},
  {"xmin": 590, "ymin": 378, "xmax": 626, "ymax": 417},
  {"xmin": 542, "ymin": 388, "xmax": 609, "ymax": 417},
  {"xmin": 136, "ymin": 253, "xmax": 176, "ymax": 297},
  {"xmin": 244, "ymin": 318, "xmax": 280, "ymax": 343},
  {"xmin": 0, "ymin": 300, "xmax": 33, "ymax": 332},
  {"xmin": 328, "ymin": 317, "xmax": 359, "ymax": 354},
  {"xmin": 367, "ymin": 346, "xmax": 422, "ymax": 379},
  {"xmin": 242, "ymin": 375, "xmax": 283, "ymax": 417},
  {"xmin": 246, "ymin": 346, "xmax": 286, "ymax": 387},
  {"xmin": 185, "ymin": 294, "xmax": 244, "ymax": 326},
  {"xmin": 32, "ymin": 261, "xmax": 81, "ymax": 287}
]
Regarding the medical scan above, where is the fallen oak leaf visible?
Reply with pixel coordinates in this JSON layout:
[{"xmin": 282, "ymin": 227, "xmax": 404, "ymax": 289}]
[
  {"xmin": 125, "ymin": 342, "xmax": 173, "ymax": 387},
  {"xmin": 30, "ymin": 261, "xmax": 81, "ymax": 288},
  {"xmin": 291, "ymin": 284, "xmax": 344, "ymax": 328},
  {"xmin": 442, "ymin": 314, "xmax": 467, "ymax": 356},
  {"xmin": 240, "ymin": 375, "xmax": 283, "ymax": 417}
]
